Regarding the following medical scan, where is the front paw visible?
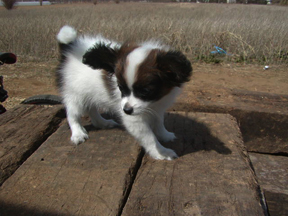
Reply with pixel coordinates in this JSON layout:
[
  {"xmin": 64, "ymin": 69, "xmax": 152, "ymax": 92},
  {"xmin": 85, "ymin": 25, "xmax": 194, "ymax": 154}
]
[
  {"xmin": 158, "ymin": 132, "xmax": 176, "ymax": 142},
  {"xmin": 71, "ymin": 131, "xmax": 89, "ymax": 145},
  {"xmin": 149, "ymin": 147, "xmax": 178, "ymax": 161}
]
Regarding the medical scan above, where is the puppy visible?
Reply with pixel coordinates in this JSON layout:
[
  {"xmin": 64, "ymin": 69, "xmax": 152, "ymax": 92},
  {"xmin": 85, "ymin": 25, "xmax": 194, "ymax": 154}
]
[{"xmin": 56, "ymin": 25, "xmax": 192, "ymax": 160}]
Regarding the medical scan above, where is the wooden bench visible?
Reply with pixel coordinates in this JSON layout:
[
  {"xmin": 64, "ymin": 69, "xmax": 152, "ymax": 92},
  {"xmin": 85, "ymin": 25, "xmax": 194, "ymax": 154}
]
[{"xmin": 0, "ymin": 105, "xmax": 267, "ymax": 215}]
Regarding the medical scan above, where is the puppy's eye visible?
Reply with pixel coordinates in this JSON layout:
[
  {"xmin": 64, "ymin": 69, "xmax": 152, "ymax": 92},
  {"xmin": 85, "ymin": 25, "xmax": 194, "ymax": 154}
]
[
  {"xmin": 118, "ymin": 84, "xmax": 131, "ymax": 97},
  {"xmin": 137, "ymin": 88, "xmax": 150, "ymax": 97},
  {"xmin": 134, "ymin": 87, "xmax": 154, "ymax": 100}
]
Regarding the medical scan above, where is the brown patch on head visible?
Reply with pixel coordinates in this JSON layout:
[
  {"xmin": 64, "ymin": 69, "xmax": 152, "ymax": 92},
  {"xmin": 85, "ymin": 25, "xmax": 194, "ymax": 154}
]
[
  {"xmin": 132, "ymin": 49, "xmax": 174, "ymax": 101},
  {"xmin": 115, "ymin": 42, "xmax": 139, "ymax": 96},
  {"xmin": 114, "ymin": 44, "xmax": 192, "ymax": 101},
  {"xmin": 136, "ymin": 49, "xmax": 160, "ymax": 81},
  {"xmin": 118, "ymin": 42, "xmax": 139, "ymax": 60},
  {"xmin": 115, "ymin": 42, "xmax": 139, "ymax": 76},
  {"xmin": 132, "ymin": 48, "xmax": 192, "ymax": 101}
]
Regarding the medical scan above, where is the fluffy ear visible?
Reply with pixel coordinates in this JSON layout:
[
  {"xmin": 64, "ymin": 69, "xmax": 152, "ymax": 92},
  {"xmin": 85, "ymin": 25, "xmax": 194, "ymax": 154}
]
[
  {"xmin": 82, "ymin": 43, "xmax": 118, "ymax": 73},
  {"xmin": 156, "ymin": 51, "xmax": 192, "ymax": 87}
]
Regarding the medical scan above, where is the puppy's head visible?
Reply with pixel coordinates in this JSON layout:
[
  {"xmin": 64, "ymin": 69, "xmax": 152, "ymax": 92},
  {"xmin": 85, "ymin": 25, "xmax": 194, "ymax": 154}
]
[{"xmin": 83, "ymin": 42, "xmax": 192, "ymax": 115}]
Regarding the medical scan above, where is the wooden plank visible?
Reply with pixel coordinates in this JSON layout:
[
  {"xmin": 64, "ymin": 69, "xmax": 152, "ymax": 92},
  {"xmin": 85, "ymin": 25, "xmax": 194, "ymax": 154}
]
[
  {"xmin": 0, "ymin": 105, "xmax": 65, "ymax": 185},
  {"xmin": 0, "ymin": 117, "xmax": 142, "ymax": 216},
  {"xmin": 172, "ymin": 88, "xmax": 288, "ymax": 155},
  {"xmin": 176, "ymin": 87, "xmax": 288, "ymax": 115},
  {"xmin": 122, "ymin": 112, "xmax": 267, "ymax": 216},
  {"xmin": 249, "ymin": 153, "xmax": 288, "ymax": 216}
]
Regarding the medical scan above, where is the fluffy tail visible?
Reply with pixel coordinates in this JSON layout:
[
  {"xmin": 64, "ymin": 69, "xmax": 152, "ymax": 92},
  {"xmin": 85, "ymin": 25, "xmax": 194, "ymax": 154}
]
[
  {"xmin": 57, "ymin": 25, "xmax": 77, "ymax": 56},
  {"xmin": 57, "ymin": 25, "xmax": 77, "ymax": 44}
]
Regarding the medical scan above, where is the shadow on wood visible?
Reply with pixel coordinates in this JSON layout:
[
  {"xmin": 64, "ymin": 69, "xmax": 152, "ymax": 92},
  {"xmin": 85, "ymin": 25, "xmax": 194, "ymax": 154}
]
[
  {"xmin": 163, "ymin": 112, "xmax": 232, "ymax": 157},
  {"xmin": 122, "ymin": 112, "xmax": 267, "ymax": 216},
  {"xmin": 0, "ymin": 201, "xmax": 68, "ymax": 216},
  {"xmin": 83, "ymin": 111, "xmax": 232, "ymax": 159}
]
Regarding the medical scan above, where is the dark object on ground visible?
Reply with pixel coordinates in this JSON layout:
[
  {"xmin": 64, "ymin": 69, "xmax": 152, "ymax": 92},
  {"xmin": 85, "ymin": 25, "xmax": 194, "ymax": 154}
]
[
  {"xmin": 0, "ymin": 52, "xmax": 17, "ymax": 65},
  {"xmin": 0, "ymin": 52, "xmax": 17, "ymax": 114},
  {"xmin": 21, "ymin": 94, "xmax": 62, "ymax": 105},
  {"xmin": 0, "ymin": 76, "xmax": 8, "ymax": 103}
]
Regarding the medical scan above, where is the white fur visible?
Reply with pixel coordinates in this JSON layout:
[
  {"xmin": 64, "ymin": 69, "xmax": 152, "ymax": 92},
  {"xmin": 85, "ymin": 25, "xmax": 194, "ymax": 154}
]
[
  {"xmin": 57, "ymin": 25, "xmax": 77, "ymax": 44},
  {"xmin": 126, "ymin": 47, "xmax": 149, "ymax": 88},
  {"xmin": 57, "ymin": 26, "xmax": 182, "ymax": 160},
  {"xmin": 121, "ymin": 93, "xmax": 150, "ymax": 115}
]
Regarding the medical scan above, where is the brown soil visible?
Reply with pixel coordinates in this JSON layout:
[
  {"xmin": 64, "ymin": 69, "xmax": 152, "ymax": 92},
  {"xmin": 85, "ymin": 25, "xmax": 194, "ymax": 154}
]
[{"xmin": 0, "ymin": 59, "xmax": 287, "ymax": 110}]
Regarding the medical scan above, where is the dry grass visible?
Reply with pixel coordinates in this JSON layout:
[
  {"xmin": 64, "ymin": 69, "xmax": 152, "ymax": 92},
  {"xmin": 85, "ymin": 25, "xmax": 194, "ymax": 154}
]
[{"xmin": 0, "ymin": 3, "xmax": 287, "ymax": 64}]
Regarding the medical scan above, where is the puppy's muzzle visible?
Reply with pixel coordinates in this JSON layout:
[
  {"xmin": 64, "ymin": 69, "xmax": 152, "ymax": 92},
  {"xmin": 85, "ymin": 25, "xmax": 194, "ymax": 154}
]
[{"xmin": 123, "ymin": 103, "xmax": 133, "ymax": 115}]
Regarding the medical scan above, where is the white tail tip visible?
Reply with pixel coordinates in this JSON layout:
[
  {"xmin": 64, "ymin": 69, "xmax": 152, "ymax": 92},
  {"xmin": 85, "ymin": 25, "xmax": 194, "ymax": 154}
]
[{"xmin": 57, "ymin": 25, "xmax": 77, "ymax": 44}]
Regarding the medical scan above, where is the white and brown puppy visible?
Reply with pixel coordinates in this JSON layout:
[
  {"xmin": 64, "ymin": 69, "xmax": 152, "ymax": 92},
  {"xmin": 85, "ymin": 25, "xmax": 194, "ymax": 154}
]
[{"xmin": 56, "ymin": 25, "xmax": 192, "ymax": 160}]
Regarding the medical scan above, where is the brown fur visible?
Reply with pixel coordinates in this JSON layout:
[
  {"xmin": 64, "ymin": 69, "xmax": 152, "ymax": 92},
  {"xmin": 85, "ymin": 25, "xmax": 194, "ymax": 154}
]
[
  {"xmin": 133, "ymin": 49, "xmax": 173, "ymax": 101},
  {"xmin": 115, "ymin": 42, "xmax": 139, "ymax": 90}
]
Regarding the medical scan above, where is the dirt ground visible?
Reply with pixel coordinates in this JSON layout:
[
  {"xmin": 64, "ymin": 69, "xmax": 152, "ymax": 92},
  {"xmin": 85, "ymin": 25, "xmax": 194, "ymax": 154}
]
[{"xmin": 0, "ymin": 59, "xmax": 287, "ymax": 110}]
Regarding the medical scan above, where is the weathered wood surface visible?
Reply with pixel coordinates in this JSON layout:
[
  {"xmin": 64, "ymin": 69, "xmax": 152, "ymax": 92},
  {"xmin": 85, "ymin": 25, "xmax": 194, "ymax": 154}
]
[
  {"xmin": 0, "ymin": 117, "xmax": 142, "ymax": 216},
  {"xmin": 173, "ymin": 88, "xmax": 288, "ymax": 154},
  {"xmin": 122, "ymin": 112, "xmax": 266, "ymax": 216},
  {"xmin": 0, "ymin": 105, "xmax": 64, "ymax": 185},
  {"xmin": 249, "ymin": 153, "xmax": 288, "ymax": 216},
  {"xmin": 0, "ymin": 112, "xmax": 267, "ymax": 216},
  {"xmin": 176, "ymin": 87, "xmax": 288, "ymax": 115}
]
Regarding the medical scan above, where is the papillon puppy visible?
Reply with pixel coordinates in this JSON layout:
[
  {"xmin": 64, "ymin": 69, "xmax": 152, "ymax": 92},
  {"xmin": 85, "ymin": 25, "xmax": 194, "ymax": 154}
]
[{"xmin": 56, "ymin": 25, "xmax": 192, "ymax": 160}]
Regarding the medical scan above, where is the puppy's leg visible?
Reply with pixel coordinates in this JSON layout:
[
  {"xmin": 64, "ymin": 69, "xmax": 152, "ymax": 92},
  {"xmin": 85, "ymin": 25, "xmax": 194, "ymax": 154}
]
[
  {"xmin": 123, "ymin": 115, "xmax": 178, "ymax": 160},
  {"xmin": 66, "ymin": 104, "xmax": 89, "ymax": 145},
  {"xmin": 153, "ymin": 113, "xmax": 176, "ymax": 142},
  {"xmin": 89, "ymin": 107, "xmax": 118, "ymax": 129}
]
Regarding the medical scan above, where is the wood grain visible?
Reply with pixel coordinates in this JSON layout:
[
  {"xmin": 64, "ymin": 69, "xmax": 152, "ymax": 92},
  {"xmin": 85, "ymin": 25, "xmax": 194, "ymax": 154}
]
[
  {"xmin": 0, "ymin": 105, "xmax": 64, "ymax": 185},
  {"xmin": 122, "ymin": 112, "xmax": 267, "ymax": 216}
]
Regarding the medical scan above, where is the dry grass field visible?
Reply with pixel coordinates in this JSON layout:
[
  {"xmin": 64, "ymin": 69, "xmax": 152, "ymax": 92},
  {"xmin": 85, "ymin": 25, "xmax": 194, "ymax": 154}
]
[
  {"xmin": 0, "ymin": 2, "xmax": 288, "ymax": 63},
  {"xmin": 0, "ymin": 3, "xmax": 288, "ymax": 109}
]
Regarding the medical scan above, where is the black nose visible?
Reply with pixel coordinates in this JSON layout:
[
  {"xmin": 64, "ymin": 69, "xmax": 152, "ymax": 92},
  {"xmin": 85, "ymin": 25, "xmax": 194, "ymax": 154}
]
[{"xmin": 123, "ymin": 104, "xmax": 133, "ymax": 115}]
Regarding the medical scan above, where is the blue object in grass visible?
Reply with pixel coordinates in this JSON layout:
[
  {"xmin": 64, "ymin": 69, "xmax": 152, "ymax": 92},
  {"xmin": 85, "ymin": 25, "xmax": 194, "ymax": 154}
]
[{"xmin": 211, "ymin": 45, "xmax": 228, "ymax": 55}]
